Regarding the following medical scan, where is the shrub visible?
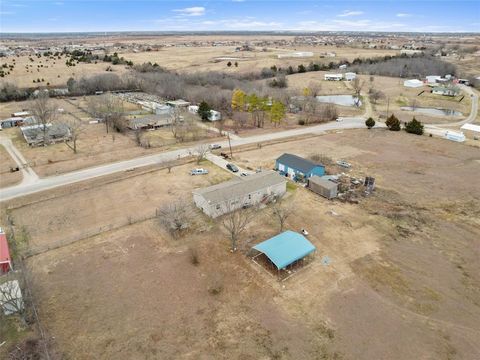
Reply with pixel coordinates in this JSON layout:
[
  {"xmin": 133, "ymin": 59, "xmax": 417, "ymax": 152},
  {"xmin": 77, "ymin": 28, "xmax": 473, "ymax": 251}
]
[
  {"xmin": 365, "ymin": 117, "xmax": 375, "ymax": 129},
  {"xmin": 298, "ymin": 119, "xmax": 305, "ymax": 125},
  {"xmin": 385, "ymin": 114, "xmax": 401, "ymax": 131},
  {"xmin": 405, "ymin": 117, "xmax": 424, "ymax": 135}
]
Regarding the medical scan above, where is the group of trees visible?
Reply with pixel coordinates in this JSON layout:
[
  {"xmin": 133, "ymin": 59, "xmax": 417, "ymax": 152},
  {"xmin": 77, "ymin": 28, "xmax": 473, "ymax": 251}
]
[
  {"xmin": 231, "ymin": 89, "xmax": 286, "ymax": 128},
  {"xmin": 385, "ymin": 114, "xmax": 424, "ymax": 135}
]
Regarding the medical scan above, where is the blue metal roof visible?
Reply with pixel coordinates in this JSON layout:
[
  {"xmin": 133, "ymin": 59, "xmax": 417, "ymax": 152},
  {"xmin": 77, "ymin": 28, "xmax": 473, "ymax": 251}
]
[
  {"xmin": 252, "ymin": 230, "xmax": 316, "ymax": 270},
  {"xmin": 276, "ymin": 153, "xmax": 324, "ymax": 174}
]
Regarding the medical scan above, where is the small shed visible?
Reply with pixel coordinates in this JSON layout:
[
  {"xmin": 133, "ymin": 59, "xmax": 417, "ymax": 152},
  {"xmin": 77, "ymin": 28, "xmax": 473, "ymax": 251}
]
[
  {"xmin": 0, "ymin": 228, "xmax": 12, "ymax": 274},
  {"xmin": 252, "ymin": 231, "xmax": 316, "ymax": 270},
  {"xmin": 276, "ymin": 153, "xmax": 325, "ymax": 181},
  {"xmin": 404, "ymin": 79, "xmax": 424, "ymax": 88},
  {"xmin": 308, "ymin": 176, "xmax": 338, "ymax": 199}
]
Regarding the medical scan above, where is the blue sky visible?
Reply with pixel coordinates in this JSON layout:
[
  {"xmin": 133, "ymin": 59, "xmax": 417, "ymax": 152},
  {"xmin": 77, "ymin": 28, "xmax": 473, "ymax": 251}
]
[{"xmin": 0, "ymin": 0, "xmax": 479, "ymax": 33}]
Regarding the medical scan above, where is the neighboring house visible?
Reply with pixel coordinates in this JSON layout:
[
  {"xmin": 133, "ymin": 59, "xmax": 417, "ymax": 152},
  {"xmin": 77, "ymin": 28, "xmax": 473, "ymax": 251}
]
[
  {"xmin": 20, "ymin": 123, "xmax": 72, "ymax": 146},
  {"xmin": 403, "ymin": 79, "xmax": 424, "ymax": 88},
  {"xmin": 208, "ymin": 110, "xmax": 222, "ymax": 121},
  {"xmin": 155, "ymin": 104, "xmax": 172, "ymax": 116},
  {"xmin": 166, "ymin": 99, "xmax": 191, "ymax": 109},
  {"xmin": 432, "ymin": 86, "xmax": 460, "ymax": 96},
  {"xmin": 308, "ymin": 176, "xmax": 338, "ymax": 199},
  {"xmin": 275, "ymin": 153, "xmax": 325, "ymax": 181},
  {"xmin": 0, "ymin": 117, "xmax": 25, "ymax": 129},
  {"xmin": 324, "ymin": 74, "xmax": 343, "ymax": 81},
  {"xmin": 127, "ymin": 114, "xmax": 174, "ymax": 130},
  {"xmin": 426, "ymin": 75, "xmax": 441, "ymax": 85},
  {"xmin": 344, "ymin": 72, "xmax": 357, "ymax": 81},
  {"xmin": 192, "ymin": 170, "xmax": 286, "ymax": 218}
]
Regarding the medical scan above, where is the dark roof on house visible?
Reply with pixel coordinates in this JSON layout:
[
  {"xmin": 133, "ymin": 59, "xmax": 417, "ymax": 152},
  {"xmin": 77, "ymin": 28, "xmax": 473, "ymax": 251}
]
[{"xmin": 276, "ymin": 153, "xmax": 323, "ymax": 174}]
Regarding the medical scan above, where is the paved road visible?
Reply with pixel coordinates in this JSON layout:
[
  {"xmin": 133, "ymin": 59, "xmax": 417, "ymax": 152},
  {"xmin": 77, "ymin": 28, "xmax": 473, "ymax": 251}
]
[{"xmin": 0, "ymin": 117, "xmax": 374, "ymax": 202}]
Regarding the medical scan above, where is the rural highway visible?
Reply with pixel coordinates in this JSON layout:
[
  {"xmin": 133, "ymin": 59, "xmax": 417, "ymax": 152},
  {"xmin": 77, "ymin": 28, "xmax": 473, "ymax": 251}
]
[
  {"xmin": 0, "ymin": 117, "xmax": 372, "ymax": 202},
  {"xmin": 1, "ymin": 85, "xmax": 476, "ymax": 202}
]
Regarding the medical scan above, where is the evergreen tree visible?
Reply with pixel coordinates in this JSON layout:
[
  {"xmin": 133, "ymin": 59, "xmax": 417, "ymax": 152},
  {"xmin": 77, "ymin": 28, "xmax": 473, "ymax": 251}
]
[
  {"xmin": 198, "ymin": 101, "xmax": 212, "ymax": 121},
  {"xmin": 405, "ymin": 117, "xmax": 424, "ymax": 135}
]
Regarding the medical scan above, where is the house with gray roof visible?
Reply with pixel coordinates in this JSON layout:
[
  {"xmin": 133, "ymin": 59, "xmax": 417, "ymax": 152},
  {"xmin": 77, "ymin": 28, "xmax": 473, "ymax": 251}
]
[
  {"xmin": 192, "ymin": 170, "xmax": 286, "ymax": 218},
  {"xmin": 20, "ymin": 123, "xmax": 71, "ymax": 146},
  {"xmin": 275, "ymin": 153, "xmax": 325, "ymax": 182}
]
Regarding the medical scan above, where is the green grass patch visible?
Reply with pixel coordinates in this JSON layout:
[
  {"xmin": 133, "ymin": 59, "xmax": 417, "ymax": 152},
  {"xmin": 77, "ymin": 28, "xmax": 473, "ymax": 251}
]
[{"xmin": 286, "ymin": 182, "xmax": 297, "ymax": 192}]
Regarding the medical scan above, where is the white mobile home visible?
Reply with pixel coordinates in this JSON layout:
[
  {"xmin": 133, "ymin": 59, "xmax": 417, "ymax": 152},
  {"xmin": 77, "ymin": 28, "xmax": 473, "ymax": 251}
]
[
  {"xmin": 345, "ymin": 72, "xmax": 357, "ymax": 81},
  {"xmin": 324, "ymin": 74, "xmax": 343, "ymax": 81},
  {"xmin": 426, "ymin": 75, "xmax": 441, "ymax": 85},
  {"xmin": 403, "ymin": 79, "xmax": 424, "ymax": 88},
  {"xmin": 192, "ymin": 171, "xmax": 286, "ymax": 218}
]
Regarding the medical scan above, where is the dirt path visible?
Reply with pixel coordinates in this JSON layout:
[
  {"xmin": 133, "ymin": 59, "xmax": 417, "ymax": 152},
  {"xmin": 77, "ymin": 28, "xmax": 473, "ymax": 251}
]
[{"xmin": 0, "ymin": 135, "xmax": 38, "ymax": 185}]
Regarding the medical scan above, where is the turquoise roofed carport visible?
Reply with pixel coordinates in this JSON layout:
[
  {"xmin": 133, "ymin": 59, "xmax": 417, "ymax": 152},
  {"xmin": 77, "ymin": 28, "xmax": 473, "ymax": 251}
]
[{"xmin": 252, "ymin": 230, "xmax": 316, "ymax": 270}]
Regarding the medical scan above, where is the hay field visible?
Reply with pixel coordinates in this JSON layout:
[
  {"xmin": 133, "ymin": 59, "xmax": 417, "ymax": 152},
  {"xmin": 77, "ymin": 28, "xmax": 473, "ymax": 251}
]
[{"xmin": 0, "ymin": 54, "xmax": 130, "ymax": 88}]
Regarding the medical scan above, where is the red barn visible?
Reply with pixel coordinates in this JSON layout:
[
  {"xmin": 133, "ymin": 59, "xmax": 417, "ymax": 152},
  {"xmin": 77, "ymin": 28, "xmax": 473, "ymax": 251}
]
[{"xmin": 0, "ymin": 229, "xmax": 12, "ymax": 274}]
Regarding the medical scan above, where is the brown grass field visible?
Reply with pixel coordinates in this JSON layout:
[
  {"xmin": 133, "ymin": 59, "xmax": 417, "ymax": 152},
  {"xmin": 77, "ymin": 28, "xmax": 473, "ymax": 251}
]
[
  {"xmin": 2, "ymin": 129, "xmax": 479, "ymax": 359},
  {"xmin": 0, "ymin": 145, "xmax": 23, "ymax": 188}
]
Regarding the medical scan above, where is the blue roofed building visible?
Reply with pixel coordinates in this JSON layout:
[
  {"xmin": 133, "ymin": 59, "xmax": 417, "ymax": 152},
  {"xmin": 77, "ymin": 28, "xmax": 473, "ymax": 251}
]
[
  {"xmin": 275, "ymin": 153, "xmax": 325, "ymax": 181},
  {"xmin": 252, "ymin": 230, "xmax": 316, "ymax": 270}
]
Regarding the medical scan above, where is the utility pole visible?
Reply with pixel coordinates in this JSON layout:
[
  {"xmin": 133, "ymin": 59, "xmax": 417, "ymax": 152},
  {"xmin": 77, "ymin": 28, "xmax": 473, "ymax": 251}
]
[
  {"xmin": 228, "ymin": 133, "xmax": 233, "ymax": 159},
  {"xmin": 386, "ymin": 97, "xmax": 390, "ymax": 118}
]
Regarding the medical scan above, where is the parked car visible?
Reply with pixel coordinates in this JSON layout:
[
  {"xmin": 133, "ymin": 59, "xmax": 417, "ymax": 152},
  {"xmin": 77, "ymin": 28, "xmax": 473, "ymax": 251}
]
[
  {"xmin": 226, "ymin": 163, "xmax": 239, "ymax": 172},
  {"xmin": 336, "ymin": 117, "xmax": 344, "ymax": 122},
  {"xmin": 336, "ymin": 160, "xmax": 351, "ymax": 168},
  {"xmin": 191, "ymin": 168, "xmax": 209, "ymax": 175},
  {"xmin": 209, "ymin": 144, "xmax": 222, "ymax": 150}
]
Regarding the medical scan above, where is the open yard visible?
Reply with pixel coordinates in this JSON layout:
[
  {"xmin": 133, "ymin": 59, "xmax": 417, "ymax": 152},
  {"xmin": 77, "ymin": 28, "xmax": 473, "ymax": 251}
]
[
  {"xmin": 0, "ymin": 144, "xmax": 23, "ymax": 188},
  {"xmin": 3, "ymin": 128, "xmax": 479, "ymax": 359}
]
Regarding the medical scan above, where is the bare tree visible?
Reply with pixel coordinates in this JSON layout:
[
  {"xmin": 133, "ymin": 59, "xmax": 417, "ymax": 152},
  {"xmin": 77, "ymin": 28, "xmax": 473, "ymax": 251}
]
[
  {"xmin": 29, "ymin": 92, "xmax": 57, "ymax": 144},
  {"xmin": 221, "ymin": 201, "xmax": 257, "ymax": 252},
  {"xmin": 352, "ymin": 77, "xmax": 365, "ymax": 99},
  {"xmin": 271, "ymin": 197, "xmax": 294, "ymax": 232},
  {"xmin": 157, "ymin": 200, "xmax": 193, "ymax": 238},
  {"xmin": 368, "ymin": 88, "xmax": 385, "ymax": 104},
  {"xmin": 170, "ymin": 107, "xmax": 183, "ymax": 140},
  {"xmin": 195, "ymin": 144, "xmax": 209, "ymax": 164},
  {"xmin": 87, "ymin": 94, "xmax": 125, "ymax": 133},
  {"xmin": 0, "ymin": 277, "xmax": 25, "ymax": 319},
  {"xmin": 63, "ymin": 115, "xmax": 85, "ymax": 154}
]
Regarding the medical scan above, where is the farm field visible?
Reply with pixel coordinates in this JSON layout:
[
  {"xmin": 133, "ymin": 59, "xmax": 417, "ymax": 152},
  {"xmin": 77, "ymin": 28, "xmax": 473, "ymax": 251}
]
[
  {"xmin": 119, "ymin": 45, "xmax": 399, "ymax": 75},
  {"xmin": 0, "ymin": 54, "xmax": 130, "ymax": 88},
  {"xmin": 4, "ymin": 129, "xmax": 479, "ymax": 359}
]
